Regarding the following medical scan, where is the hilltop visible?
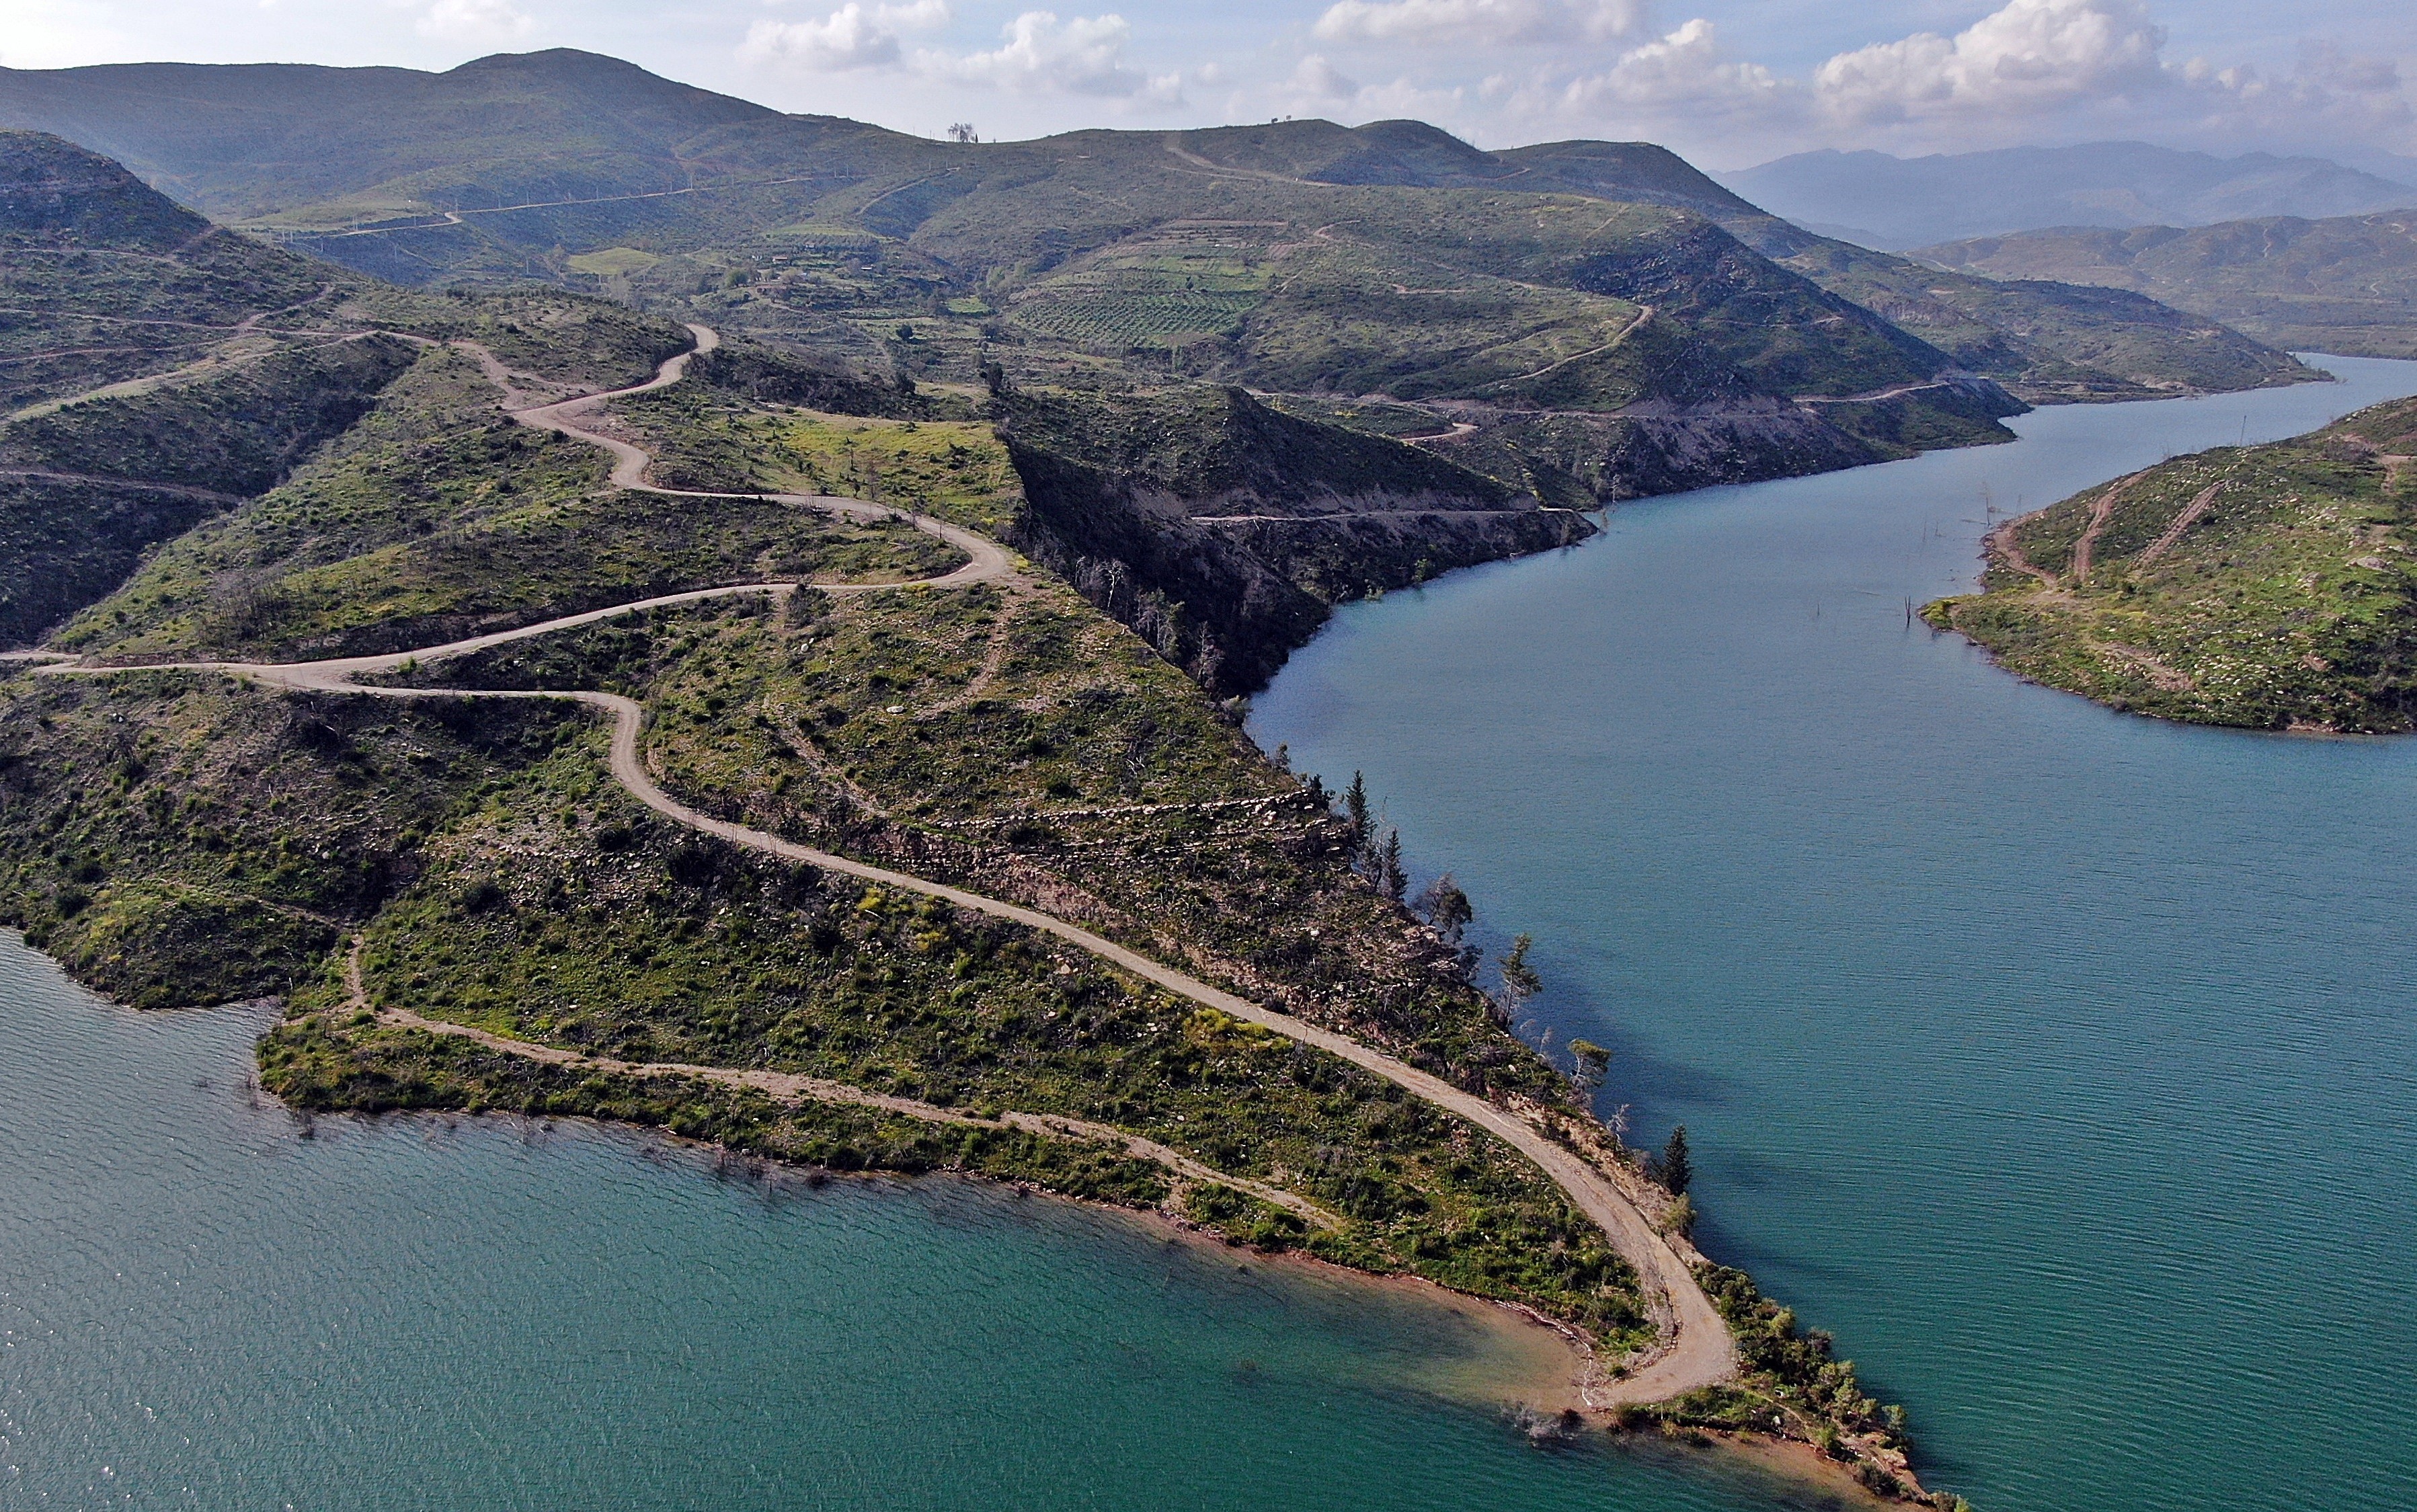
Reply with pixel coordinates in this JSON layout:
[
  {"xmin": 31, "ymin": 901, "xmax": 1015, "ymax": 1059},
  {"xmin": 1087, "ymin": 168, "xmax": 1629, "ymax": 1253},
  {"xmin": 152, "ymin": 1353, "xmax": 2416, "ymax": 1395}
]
[
  {"xmin": 0, "ymin": 50, "xmax": 773, "ymax": 218},
  {"xmin": 1925, "ymin": 396, "xmax": 2417, "ymax": 730},
  {"xmin": 1, "ymin": 50, "xmax": 2314, "ymax": 422},
  {"xmin": 1917, "ymin": 210, "xmax": 2417, "ymax": 360}
]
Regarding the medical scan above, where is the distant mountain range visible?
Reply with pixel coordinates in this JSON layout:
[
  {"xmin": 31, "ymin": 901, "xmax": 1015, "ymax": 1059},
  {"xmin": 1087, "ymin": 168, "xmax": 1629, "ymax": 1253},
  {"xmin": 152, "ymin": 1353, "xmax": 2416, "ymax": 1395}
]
[{"xmin": 1719, "ymin": 143, "xmax": 2417, "ymax": 251}]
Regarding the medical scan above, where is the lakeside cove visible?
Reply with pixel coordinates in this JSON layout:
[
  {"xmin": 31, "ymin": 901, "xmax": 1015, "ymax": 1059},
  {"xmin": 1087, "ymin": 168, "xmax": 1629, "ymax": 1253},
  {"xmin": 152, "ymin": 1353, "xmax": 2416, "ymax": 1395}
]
[
  {"xmin": 0, "ymin": 941, "xmax": 1844, "ymax": 1512},
  {"xmin": 4, "ymin": 325, "xmax": 1905, "ymax": 1508},
  {"xmin": 1251, "ymin": 353, "xmax": 2417, "ymax": 1512},
  {"xmin": 9, "ymin": 345, "xmax": 2407, "ymax": 1507}
]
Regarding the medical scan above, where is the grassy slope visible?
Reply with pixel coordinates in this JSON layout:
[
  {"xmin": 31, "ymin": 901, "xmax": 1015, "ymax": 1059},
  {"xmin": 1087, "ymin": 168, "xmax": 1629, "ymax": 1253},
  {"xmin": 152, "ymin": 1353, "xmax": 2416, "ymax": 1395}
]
[
  {"xmin": 0, "ymin": 337, "xmax": 421, "ymax": 645},
  {"xmin": 1926, "ymin": 395, "xmax": 2417, "ymax": 729},
  {"xmin": 1915, "ymin": 212, "xmax": 2417, "ymax": 360},
  {"xmin": 1727, "ymin": 221, "xmax": 2317, "ymax": 401},
  {"xmin": 1782, "ymin": 238, "xmax": 2311, "ymax": 400},
  {"xmin": 0, "ymin": 132, "xmax": 411, "ymax": 647},
  {"xmin": 1, "ymin": 130, "xmax": 703, "ymax": 648},
  {"xmin": 51, "ymin": 348, "xmax": 947, "ymax": 662},
  {"xmin": 0, "ymin": 130, "xmax": 338, "ymax": 411},
  {"xmin": 609, "ymin": 367, "xmax": 1583, "ymax": 697}
]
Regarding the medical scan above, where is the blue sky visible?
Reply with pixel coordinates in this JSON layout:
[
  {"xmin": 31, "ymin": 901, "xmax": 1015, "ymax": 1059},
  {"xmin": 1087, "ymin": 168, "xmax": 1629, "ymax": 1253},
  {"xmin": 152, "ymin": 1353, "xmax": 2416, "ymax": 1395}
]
[{"xmin": 3, "ymin": 0, "xmax": 2410, "ymax": 169}]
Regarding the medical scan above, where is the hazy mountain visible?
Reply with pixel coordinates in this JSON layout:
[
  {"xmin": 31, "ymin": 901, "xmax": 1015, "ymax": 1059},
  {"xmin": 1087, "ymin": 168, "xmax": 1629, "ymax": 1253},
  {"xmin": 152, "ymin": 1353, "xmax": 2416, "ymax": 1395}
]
[
  {"xmin": 1917, "ymin": 210, "xmax": 2417, "ymax": 359},
  {"xmin": 1720, "ymin": 143, "xmax": 2417, "ymax": 251}
]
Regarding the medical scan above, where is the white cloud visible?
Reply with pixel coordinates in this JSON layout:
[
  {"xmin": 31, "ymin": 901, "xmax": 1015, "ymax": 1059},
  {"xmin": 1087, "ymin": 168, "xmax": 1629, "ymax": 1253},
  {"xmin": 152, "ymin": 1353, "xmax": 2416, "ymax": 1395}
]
[
  {"xmin": 1765, "ymin": 0, "xmax": 2414, "ymax": 153},
  {"xmin": 1264, "ymin": 63, "xmax": 1470, "ymax": 128},
  {"xmin": 742, "ymin": 1, "xmax": 949, "ymax": 73},
  {"xmin": 1813, "ymin": 0, "xmax": 2165, "ymax": 126},
  {"xmin": 414, "ymin": 0, "xmax": 534, "ymax": 43},
  {"xmin": 1312, "ymin": 0, "xmax": 1640, "ymax": 48},
  {"xmin": 1562, "ymin": 17, "xmax": 1785, "ymax": 116},
  {"xmin": 2160, "ymin": 41, "xmax": 2414, "ymax": 150},
  {"xmin": 1285, "ymin": 54, "xmax": 1361, "ymax": 104},
  {"xmin": 920, "ymin": 11, "xmax": 1180, "ymax": 102},
  {"xmin": 738, "ymin": 2, "xmax": 1180, "ymax": 106}
]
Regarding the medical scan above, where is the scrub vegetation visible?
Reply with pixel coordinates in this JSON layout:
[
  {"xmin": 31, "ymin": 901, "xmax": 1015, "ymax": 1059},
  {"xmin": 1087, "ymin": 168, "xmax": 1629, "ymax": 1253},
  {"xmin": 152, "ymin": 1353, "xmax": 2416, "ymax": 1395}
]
[
  {"xmin": 1927, "ymin": 395, "xmax": 2417, "ymax": 730},
  {"xmin": 0, "ymin": 115, "xmax": 2003, "ymax": 1505},
  {"xmin": 1918, "ymin": 211, "xmax": 2417, "ymax": 360}
]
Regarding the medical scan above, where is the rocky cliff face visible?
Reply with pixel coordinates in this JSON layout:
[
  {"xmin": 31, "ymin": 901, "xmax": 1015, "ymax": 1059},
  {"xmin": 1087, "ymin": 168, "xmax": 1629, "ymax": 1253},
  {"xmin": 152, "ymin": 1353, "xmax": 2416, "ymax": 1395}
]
[
  {"xmin": 999, "ymin": 437, "xmax": 1592, "ymax": 698},
  {"xmin": 996, "ymin": 385, "xmax": 1597, "ymax": 696}
]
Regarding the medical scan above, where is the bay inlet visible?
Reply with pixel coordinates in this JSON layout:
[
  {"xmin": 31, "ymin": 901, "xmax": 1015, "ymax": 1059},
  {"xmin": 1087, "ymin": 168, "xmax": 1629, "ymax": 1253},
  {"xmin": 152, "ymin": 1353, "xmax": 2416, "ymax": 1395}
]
[
  {"xmin": 6, "ymin": 360, "xmax": 2414, "ymax": 1511},
  {"xmin": 1252, "ymin": 355, "xmax": 2417, "ymax": 1512}
]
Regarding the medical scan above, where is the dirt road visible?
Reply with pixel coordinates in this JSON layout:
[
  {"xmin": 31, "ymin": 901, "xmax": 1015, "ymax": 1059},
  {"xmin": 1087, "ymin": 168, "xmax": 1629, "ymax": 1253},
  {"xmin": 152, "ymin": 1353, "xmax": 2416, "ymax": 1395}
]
[{"xmin": 44, "ymin": 327, "xmax": 1735, "ymax": 1404}]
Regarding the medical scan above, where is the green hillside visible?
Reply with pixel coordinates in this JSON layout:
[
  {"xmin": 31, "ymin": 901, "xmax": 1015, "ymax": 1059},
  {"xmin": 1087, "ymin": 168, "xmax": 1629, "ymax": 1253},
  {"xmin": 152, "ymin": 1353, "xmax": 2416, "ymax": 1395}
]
[
  {"xmin": 0, "ymin": 130, "xmax": 340, "ymax": 412},
  {"xmin": 1734, "ymin": 220, "xmax": 2313, "ymax": 401},
  {"xmin": 2, "ymin": 50, "xmax": 2314, "ymax": 420},
  {"xmin": 0, "ymin": 124, "xmax": 1979, "ymax": 1502},
  {"xmin": 0, "ymin": 128, "xmax": 1569, "ymax": 707},
  {"xmin": 0, "ymin": 131, "xmax": 699, "ymax": 649},
  {"xmin": 1926, "ymin": 395, "xmax": 2417, "ymax": 729},
  {"xmin": 0, "ymin": 50, "xmax": 774, "ymax": 218},
  {"xmin": 1916, "ymin": 210, "xmax": 2417, "ymax": 359},
  {"xmin": 1, "ymin": 131, "xmax": 411, "ymax": 643}
]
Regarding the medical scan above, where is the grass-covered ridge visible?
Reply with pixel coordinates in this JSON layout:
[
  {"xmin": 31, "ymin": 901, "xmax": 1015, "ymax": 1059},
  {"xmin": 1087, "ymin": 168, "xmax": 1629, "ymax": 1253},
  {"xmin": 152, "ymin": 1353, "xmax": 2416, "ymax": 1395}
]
[
  {"xmin": 50, "ymin": 344, "xmax": 954, "ymax": 663},
  {"xmin": 1925, "ymin": 395, "xmax": 2417, "ymax": 730},
  {"xmin": 0, "ymin": 130, "xmax": 338, "ymax": 413},
  {"xmin": 1, "ymin": 128, "xmax": 729, "ymax": 651}
]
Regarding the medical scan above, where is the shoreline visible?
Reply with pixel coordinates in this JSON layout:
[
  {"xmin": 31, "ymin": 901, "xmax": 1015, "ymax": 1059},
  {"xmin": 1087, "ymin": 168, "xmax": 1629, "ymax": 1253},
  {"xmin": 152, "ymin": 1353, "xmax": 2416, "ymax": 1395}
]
[
  {"xmin": 11, "ymin": 331, "xmax": 1941, "ymax": 1505},
  {"xmin": 280, "ymin": 1075, "xmax": 1907, "ymax": 1507},
  {"xmin": 285, "ymin": 1073, "xmax": 1599, "ymax": 1408}
]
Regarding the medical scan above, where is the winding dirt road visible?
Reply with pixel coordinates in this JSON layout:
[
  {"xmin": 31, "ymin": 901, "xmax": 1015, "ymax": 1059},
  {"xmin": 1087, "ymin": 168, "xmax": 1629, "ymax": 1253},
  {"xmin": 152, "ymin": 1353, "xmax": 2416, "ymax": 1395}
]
[
  {"xmin": 43, "ymin": 327, "xmax": 1735, "ymax": 1404},
  {"xmin": 2133, "ymin": 482, "xmax": 2224, "ymax": 567},
  {"xmin": 2067, "ymin": 475, "xmax": 2137, "ymax": 584},
  {"xmin": 341, "ymin": 944, "xmax": 1339, "ymax": 1227}
]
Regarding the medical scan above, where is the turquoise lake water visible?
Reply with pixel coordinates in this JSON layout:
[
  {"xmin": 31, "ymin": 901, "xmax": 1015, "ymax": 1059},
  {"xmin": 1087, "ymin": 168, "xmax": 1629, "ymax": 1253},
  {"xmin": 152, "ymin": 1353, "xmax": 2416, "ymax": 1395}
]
[
  {"xmin": 7, "ymin": 360, "xmax": 2415, "ymax": 1511},
  {"xmin": 1252, "ymin": 356, "xmax": 2417, "ymax": 1512},
  {"xmin": 0, "ymin": 943, "xmax": 1839, "ymax": 1512}
]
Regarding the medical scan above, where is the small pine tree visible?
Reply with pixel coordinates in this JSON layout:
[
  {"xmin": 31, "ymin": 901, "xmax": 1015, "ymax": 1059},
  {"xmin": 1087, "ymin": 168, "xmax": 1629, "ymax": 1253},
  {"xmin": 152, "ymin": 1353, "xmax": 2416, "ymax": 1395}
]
[
  {"xmin": 1494, "ymin": 932, "xmax": 1542, "ymax": 1021},
  {"xmin": 1343, "ymin": 771, "xmax": 1373, "ymax": 864},
  {"xmin": 1415, "ymin": 873, "xmax": 1474, "ymax": 945},
  {"xmin": 1654, "ymin": 1125, "xmax": 1693, "ymax": 1196},
  {"xmin": 1379, "ymin": 830, "xmax": 1406, "ymax": 902},
  {"xmin": 1568, "ymin": 1038, "xmax": 1610, "ymax": 1098}
]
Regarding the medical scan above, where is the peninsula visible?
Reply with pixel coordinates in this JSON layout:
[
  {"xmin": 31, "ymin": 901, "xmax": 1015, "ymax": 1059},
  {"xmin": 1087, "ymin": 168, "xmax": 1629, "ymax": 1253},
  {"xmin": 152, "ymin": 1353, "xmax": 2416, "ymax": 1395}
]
[{"xmin": 1926, "ymin": 395, "xmax": 2417, "ymax": 730}]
